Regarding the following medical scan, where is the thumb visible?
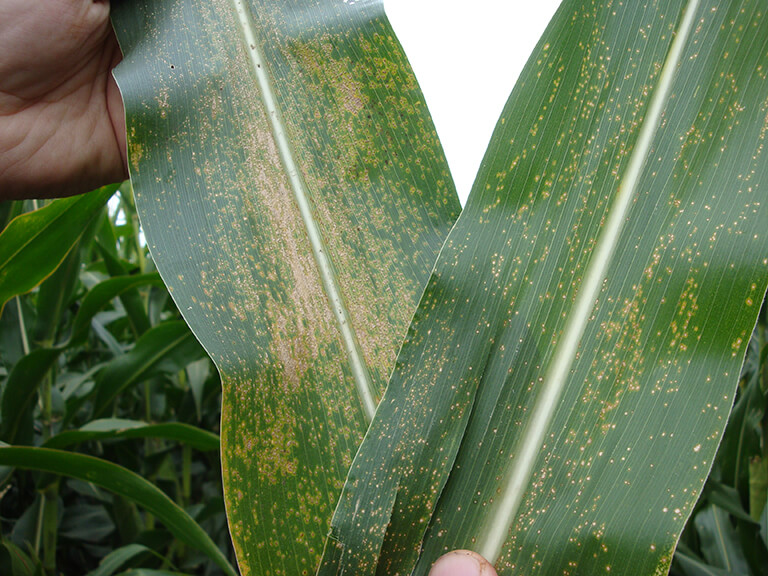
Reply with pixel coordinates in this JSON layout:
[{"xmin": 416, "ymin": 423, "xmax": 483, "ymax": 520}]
[{"xmin": 428, "ymin": 550, "xmax": 499, "ymax": 576}]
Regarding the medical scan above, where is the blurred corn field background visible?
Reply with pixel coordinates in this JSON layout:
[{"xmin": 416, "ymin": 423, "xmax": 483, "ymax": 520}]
[{"xmin": 0, "ymin": 184, "xmax": 236, "ymax": 575}]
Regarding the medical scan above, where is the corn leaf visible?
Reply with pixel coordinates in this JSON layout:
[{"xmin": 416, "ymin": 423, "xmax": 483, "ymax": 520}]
[
  {"xmin": 109, "ymin": 0, "xmax": 459, "ymax": 573},
  {"xmin": 91, "ymin": 320, "xmax": 206, "ymax": 417},
  {"xmin": 321, "ymin": 1, "xmax": 768, "ymax": 574},
  {"xmin": 43, "ymin": 419, "xmax": 220, "ymax": 452},
  {"xmin": 84, "ymin": 543, "xmax": 157, "ymax": 576},
  {"xmin": 0, "ymin": 274, "xmax": 165, "ymax": 444},
  {"xmin": 0, "ymin": 446, "xmax": 237, "ymax": 576},
  {"xmin": 0, "ymin": 185, "xmax": 117, "ymax": 314},
  {"xmin": 694, "ymin": 505, "xmax": 750, "ymax": 573}
]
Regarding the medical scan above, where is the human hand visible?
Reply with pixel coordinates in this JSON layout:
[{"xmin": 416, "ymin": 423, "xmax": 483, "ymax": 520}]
[
  {"xmin": 0, "ymin": 0, "xmax": 126, "ymax": 200},
  {"xmin": 429, "ymin": 550, "xmax": 499, "ymax": 576}
]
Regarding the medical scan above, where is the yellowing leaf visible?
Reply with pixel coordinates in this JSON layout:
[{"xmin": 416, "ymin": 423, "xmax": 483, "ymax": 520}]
[{"xmin": 110, "ymin": 0, "xmax": 459, "ymax": 573}]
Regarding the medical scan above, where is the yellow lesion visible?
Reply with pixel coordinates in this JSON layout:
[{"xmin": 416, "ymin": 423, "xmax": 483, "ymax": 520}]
[
  {"xmin": 669, "ymin": 276, "xmax": 700, "ymax": 352},
  {"xmin": 128, "ymin": 126, "xmax": 144, "ymax": 173}
]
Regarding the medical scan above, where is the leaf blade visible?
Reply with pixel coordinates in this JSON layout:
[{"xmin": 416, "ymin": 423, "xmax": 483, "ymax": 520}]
[
  {"xmin": 0, "ymin": 446, "xmax": 237, "ymax": 576},
  {"xmin": 0, "ymin": 274, "xmax": 168, "ymax": 444},
  {"xmin": 321, "ymin": 1, "xmax": 768, "ymax": 574},
  {"xmin": 110, "ymin": 0, "xmax": 459, "ymax": 573},
  {"xmin": 0, "ymin": 186, "xmax": 116, "ymax": 314},
  {"xmin": 92, "ymin": 321, "xmax": 206, "ymax": 418},
  {"xmin": 479, "ymin": 0, "xmax": 701, "ymax": 559},
  {"xmin": 43, "ymin": 419, "xmax": 220, "ymax": 452}
]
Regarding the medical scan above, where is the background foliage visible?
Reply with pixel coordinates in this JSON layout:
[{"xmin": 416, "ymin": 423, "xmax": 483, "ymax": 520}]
[
  {"xmin": 671, "ymin": 299, "xmax": 768, "ymax": 576},
  {"xmin": 0, "ymin": 186, "xmax": 235, "ymax": 575}
]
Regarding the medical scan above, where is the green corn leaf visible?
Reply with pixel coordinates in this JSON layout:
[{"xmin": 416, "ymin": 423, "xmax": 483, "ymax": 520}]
[
  {"xmin": 0, "ymin": 446, "xmax": 237, "ymax": 576},
  {"xmin": 718, "ymin": 338, "xmax": 763, "ymax": 497},
  {"xmin": 84, "ymin": 544, "xmax": 164, "ymax": 576},
  {"xmin": 703, "ymin": 481, "xmax": 756, "ymax": 525},
  {"xmin": 0, "ymin": 539, "xmax": 40, "ymax": 576},
  {"xmin": 0, "ymin": 200, "xmax": 23, "ymax": 232},
  {"xmin": 750, "ymin": 457, "xmax": 768, "ymax": 522},
  {"xmin": 737, "ymin": 514, "xmax": 768, "ymax": 576},
  {"xmin": 674, "ymin": 552, "xmax": 736, "ymax": 576},
  {"xmin": 0, "ymin": 274, "xmax": 165, "ymax": 444},
  {"xmin": 33, "ymin": 235, "xmax": 86, "ymax": 346},
  {"xmin": 0, "ymin": 185, "xmax": 117, "ymax": 315},
  {"xmin": 694, "ymin": 506, "xmax": 750, "ymax": 573},
  {"xmin": 92, "ymin": 321, "xmax": 206, "ymax": 417},
  {"xmin": 69, "ymin": 273, "xmax": 164, "ymax": 344},
  {"xmin": 43, "ymin": 419, "xmax": 220, "ymax": 452},
  {"xmin": 321, "ymin": 1, "xmax": 768, "ymax": 575},
  {"xmin": 0, "ymin": 348, "xmax": 62, "ymax": 444},
  {"xmin": 96, "ymin": 242, "xmax": 153, "ymax": 337},
  {"xmin": 0, "ymin": 297, "xmax": 27, "ymax": 368},
  {"xmin": 115, "ymin": 571, "xmax": 192, "ymax": 576},
  {"xmin": 110, "ymin": 0, "xmax": 459, "ymax": 573}
]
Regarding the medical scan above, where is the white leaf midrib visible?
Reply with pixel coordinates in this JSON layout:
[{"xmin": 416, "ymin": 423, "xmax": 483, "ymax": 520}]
[
  {"xmin": 478, "ymin": 0, "xmax": 701, "ymax": 562},
  {"xmin": 231, "ymin": 0, "xmax": 377, "ymax": 421}
]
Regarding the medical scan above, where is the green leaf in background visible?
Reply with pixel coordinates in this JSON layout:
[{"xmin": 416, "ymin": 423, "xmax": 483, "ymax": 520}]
[
  {"xmin": 0, "ymin": 348, "xmax": 62, "ymax": 444},
  {"xmin": 0, "ymin": 446, "xmax": 237, "ymax": 576},
  {"xmin": 115, "ymin": 571, "xmax": 191, "ymax": 576},
  {"xmin": 0, "ymin": 200, "xmax": 23, "ymax": 233},
  {"xmin": 33, "ymin": 235, "xmax": 86, "ymax": 346},
  {"xmin": 0, "ymin": 185, "xmax": 117, "ymax": 314},
  {"xmin": 751, "ymin": 458, "xmax": 768, "ymax": 522},
  {"xmin": 694, "ymin": 506, "xmax": 750, "ymax": 574},
  {"xmin": 84, "ymin": 544, "xmax": 160, "ymax": 576},
  {"xmin": 70, "ymin": 273, "xmax": 164, "ymax": 343},
  {"xmin": 96, "ymin": 242, "xmax": 153, "ymax": 337},
  {"xmin": 0, "ymin": 274, "xmax": 165, "ymax": 444},
  {"xmin": 674, "ymin": 552, "xmax": 736, "ymax": 576},
  {"xmin": 0, "ymin": 296, "xmax": 27, "ymax": 368},
  {"xmin": 703, "ymin": 481, "xmax": 756, "ymax": 525},
  {"xmin": 92, "ymin": 320, "xmax": 207, "ymax": 418},
  {"xmin": 0, "ymin": 539, "xmax": 40, "ymax": 576},
  {"xmin": 43, "ymin": 419, "xmax": 219, "ymax": 452},
  {"xmin": 185, "ymin": 358, "xmax": 211, "ymax": 422},
  {"xmin": 718, "ymin": 337, "xmax": 764, "ymax": 500},
  {"xmin": 321, "ymin": 1, "xmax": 768, "ymax": 574},
  {"xmin": 110, "ymin": 0, "xmax": 459, "ymax": 574}
]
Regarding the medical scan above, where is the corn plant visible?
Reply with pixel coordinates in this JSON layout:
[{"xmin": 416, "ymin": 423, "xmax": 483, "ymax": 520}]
[
  {"xmin": 1, "ymin": 0, "xmax": 767, "ymax": 575},
  {"xmin": 0, "ymin": 188, "xmax": 236, "ymax": 575}
]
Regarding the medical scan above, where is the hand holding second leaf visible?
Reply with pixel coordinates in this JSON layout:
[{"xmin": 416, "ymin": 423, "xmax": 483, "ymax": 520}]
[{"xmin": 429, "ymin": 550, "xmax": 499, "ymax": 576}]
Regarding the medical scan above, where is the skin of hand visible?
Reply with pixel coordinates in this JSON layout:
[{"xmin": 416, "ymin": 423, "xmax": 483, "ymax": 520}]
[
  {"xmin": 429, "ymin": 550, "xmax": 499, "ymax": 576},
  {"xmin": 0, "ymin": 0, "xmax": 127, "ymax": 200}
]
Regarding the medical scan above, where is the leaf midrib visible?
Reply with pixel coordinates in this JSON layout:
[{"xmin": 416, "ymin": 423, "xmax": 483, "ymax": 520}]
[
  {"xmin": 229, "ymin": 0, "xmax": 377, "ymax": 421},
  {"xmin": 478, "ymin": 0, "xmax": 702, "ymax": 562}
]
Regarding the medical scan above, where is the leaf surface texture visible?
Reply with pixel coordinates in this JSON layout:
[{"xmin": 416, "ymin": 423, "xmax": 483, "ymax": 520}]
[
  {"xmin": 110, "ymin": 0, "xmax": 459, "ymax": 573},
  {"xmin": 321, "ymin": 1, "xmax": 768, "ymax": 574}
]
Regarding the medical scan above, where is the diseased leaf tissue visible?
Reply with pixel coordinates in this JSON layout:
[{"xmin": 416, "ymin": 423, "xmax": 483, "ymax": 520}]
[{"xmin": 111, "ymin": 0, "xmax": 768, "ymax": 574}]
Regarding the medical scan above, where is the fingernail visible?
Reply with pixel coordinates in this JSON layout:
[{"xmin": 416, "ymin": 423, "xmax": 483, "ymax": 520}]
[{"xmin": 428, "ymin": 550, "xmax": 496, "ymax": 576}]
